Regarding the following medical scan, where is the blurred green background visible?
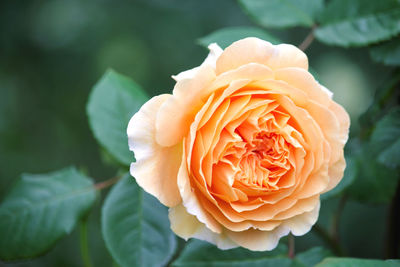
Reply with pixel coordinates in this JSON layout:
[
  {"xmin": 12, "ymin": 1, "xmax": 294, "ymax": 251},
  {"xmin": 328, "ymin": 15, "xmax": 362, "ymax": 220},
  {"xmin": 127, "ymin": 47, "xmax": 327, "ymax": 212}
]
[{"xmin": 0, "ymin": 0, "xmax": 395, "ymax": 266}]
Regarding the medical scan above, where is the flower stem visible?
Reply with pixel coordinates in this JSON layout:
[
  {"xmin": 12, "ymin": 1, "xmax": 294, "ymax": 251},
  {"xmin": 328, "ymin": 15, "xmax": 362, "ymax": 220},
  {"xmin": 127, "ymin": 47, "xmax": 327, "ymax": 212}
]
[
  {"xmin": 94, "ymin": 175, "xmax": 121, "ymax": 190},
  {"xmin": 80, "ymin": 218, "xmax": 93, "ymax": 267},
  {"xmin": 288, "ymin": 234, "xmax": 295, "ymax": 258},
  {"xmin": 299, "ymin": 25, "xmax": 317, "ymax": 51}
]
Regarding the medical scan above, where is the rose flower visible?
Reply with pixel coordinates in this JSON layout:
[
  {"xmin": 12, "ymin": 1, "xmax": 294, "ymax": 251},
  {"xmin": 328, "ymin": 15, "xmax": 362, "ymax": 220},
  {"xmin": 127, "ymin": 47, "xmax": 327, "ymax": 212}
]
[{"xmin": 127, "ymin": 38, "xmax": 350, "ymax": 251}]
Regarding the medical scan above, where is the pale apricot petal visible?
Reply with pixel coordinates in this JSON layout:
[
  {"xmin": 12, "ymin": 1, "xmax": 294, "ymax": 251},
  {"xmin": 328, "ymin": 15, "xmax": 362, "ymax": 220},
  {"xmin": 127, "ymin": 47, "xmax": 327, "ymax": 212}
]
[
  {"xmin": 306, "ymin": 100, "xmax": 342, "ymax": 163},
  {"xmin": 156, "ymin": 65, "xmax": 216, "ymax": 147},
  {"xmin": 169, "ymin": 204, "xmax": 237, "ymax": 249},
  {"xmin": 320, "ymin": 85, "xmax": 334, "ymax": 98},
  {"xmin": 128, "ymin": 94, "xmax": 182, "ymax": 207},
  {"xmin": 216, "ymin": 38, "xmax": 274, "ymax": 74},
  {"xmin": 329, "ymin": 101, "xmax": 351, "ymax": 146},
  {"xmin": 275, "ymin": 68, "xmax": 331, "ymax": 106},
  {"xmin": 282, "ymin": 200, "xmax": 320, "ymax": 236},
  {"xmin": 226, "ymin": 226, "xmax": 290, "ymax": 251},
  {"xmin": 222, "ymin": 197, "xmax": 298, "ymax": 222},
  {"xmin": 208, "ymin": 63, "xmax": 274, "ymax": 92},
  {"xmin": 276, "ymin": 94, "xmax": 326, "ymax": 172},
  {"xmin": 230, "ymin": 198, "xmax": 265, "ymax": 212},
  {"xmin": 200, "ymin": 197, "xmax": 255, "ymax": 231},
  {"xmin": 249, "ymin": 79, "xmax": 308, "ymax": 107},
  {"xmin": 172, "ymin": 43, "xmax": 223, "ymax": 81},
  {"xmin": 202, "ymin": 96, "xmax": 252, "ymax": 182},
  {"xmin": 267, "ymin": 44, "xmax": 308, "ymax": 70},
  {"xmin": 193, "ymin": 79, "xmax": 253, "ymax": 134},
  {"xmin": 251, "ymin": 220, "xmax": 282, "ymax": 231},
  {"xmin": 292, "ymin": 141, "xmax": 330, "ymax": 199},
  {"xmin": 227, "ymin": 201, "xmax": 320, "ymax": 251},
  {"xmin": 272, "ymin": 195, "xmax": 319, "ymax": 220},
  {"xmin": 323, "ymin": 155, "xmax": 346, "ymax": 193},
  {"xmin": 292, "ymin": 167, "xmax": 329, "ymax": 199},
  {"xmin": 216, "ymin": 38, "xmax": 308, "ymax": 75},
  {"xmin": 177, "ymin": 145, "xmax": 222, "ymax": 233}
]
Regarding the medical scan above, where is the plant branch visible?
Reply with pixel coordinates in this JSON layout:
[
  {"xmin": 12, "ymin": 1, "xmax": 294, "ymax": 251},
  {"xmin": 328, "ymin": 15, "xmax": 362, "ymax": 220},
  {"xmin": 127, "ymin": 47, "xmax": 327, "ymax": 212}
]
[
  {"xmin": 80, "ymin": 219, "xmax": 93, "ymax": 267},
  {"xmin": 94, "ymin": 175, "xmax": 121, "ymax": 190},
  {"xmin": 299, "ymin": 25, "xmax": 317, "ymax": 51},
  {"xmin": 288, "ymin": 234, "xmax": 295, "ymax": 259},
  {"xmin": 313, "ymin": 224, "xmax": 345, "ymax": 256}
]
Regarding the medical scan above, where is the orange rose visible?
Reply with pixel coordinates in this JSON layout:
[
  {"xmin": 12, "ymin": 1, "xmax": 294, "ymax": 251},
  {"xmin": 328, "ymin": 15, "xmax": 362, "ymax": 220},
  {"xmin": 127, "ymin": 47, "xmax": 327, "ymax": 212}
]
[{"xmin": 127, "ymin": 38, "xmax": 350, "ymax": 251}]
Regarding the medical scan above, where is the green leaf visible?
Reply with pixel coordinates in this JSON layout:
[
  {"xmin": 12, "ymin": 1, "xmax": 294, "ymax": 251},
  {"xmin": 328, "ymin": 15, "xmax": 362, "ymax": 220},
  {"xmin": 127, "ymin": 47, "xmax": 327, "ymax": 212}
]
[
  {"xmin": 370, "ymin": 37, "xmax": 400, "ymax": 66},
  {"xmin": 198, "ymin": 27, "xmax": 280, "ymax": 49},
  {"xmin": 238, "ymin": 0, "xmax": 323, "ymax": 28},
  {"xmin": 359, "ymin": 71, "xmax": 400, "ymax": 130},
  {"xmin": 293, "ymin": 247, "xmax": 333, "ymax": 267},
  {"xmin": 101, "ymin": 174, "xmax": 176, "ymax": 267},
  {"xmin": 0, "ymin": 167, "xmax": 96, "ymax": 261},
  {"xmin": 315, "ymin": 0, "xmax": 400, "ymax": 47},
  {"xmin": 172, "ymin": 239, "xmax": 290, "ymax": 267},
  {"xmin": 347, "ymin": 146, "xmax": 399, "ymax": 204},
  {"xmin": 87, "ymin": 69, "xmax": 148, "ymax": 166},
  {"xmin": 316, "ymin": 258, "xmax": 400, "ymax": 267},
  {"xmin": 370, "ymin": 107, "xmax": 400, "ymax": 168},
  {"xmin": 321, "ymin": 156, "xmax": 357, "ymax": 200}
]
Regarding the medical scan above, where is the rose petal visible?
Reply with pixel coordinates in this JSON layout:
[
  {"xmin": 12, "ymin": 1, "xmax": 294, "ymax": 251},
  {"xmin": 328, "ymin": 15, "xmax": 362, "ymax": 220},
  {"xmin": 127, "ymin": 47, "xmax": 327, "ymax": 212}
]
[
  {"xmin": 177, "ymin": 144, "xmax": 222, "ymax": 233},
  {"xmin": 156, "ymin": 65, "xmax": 216, "ymax": 147},
  {"xmin": 216, "ymin": 38, "xmax": 308, "ymax": 75},
  {"xmin": 282, "ymin": 200, "xmax": 320, "ymax": 236},
  {"xmin": 226, "ymin": 225, "xmax": 290, "ymax": 251},
  {"xmin": 128, "ymin": 94, "xmax": 182, "ymax": 207},
  {"xmin": 169, "ymin": 203, "xmax": 237, "ymax": 249}
]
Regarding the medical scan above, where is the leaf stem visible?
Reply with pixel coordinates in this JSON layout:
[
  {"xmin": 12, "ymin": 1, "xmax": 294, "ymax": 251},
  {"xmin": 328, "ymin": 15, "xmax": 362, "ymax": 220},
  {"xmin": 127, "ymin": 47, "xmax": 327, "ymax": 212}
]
[
  {"xmin": 80, "ymin": 218, "xmax": 93, "ymax": 267},
  {"xmin": 299, "ymin": 25, "xmax": 317, "ymax": 51},
  {"xmin": 288, "ymin": 234, "xmax": 295, "ymax": 258},
  {"xmin": 313, "ymin": 224, "xmax": 345, "ymax": 256},
  {"xmin": 94, "ymin": 175, "xmax": 121, "ymax": 190}
]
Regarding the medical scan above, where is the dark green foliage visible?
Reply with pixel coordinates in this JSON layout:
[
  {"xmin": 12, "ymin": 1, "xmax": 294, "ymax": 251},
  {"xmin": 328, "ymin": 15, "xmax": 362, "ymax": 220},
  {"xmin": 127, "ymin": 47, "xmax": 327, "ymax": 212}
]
[
  {"xmin": 316, "ymin": 258, "xmax": 400, "ymax": 267},
  {"xmin": 0, "ymin": 167, "xmax": 96, "ymax": 260},
  {"xmin": 87, "ymin": 70, "xmax": 148, "ymax": 166},
  {"xmin": 370, "ymin": 107, "xmax": 400, "ymax": 168},
  {"xmin": 370, "ymin": 38, "xmax": 400, "ymax": 66},
  {"xmin": 315, "ymin": 0, "xmax": 400, "ymax": 47},
  {"xmin": 238, "ymin": 0, "xmax": 323, "ymax": 28},
  {"xmin": 101, "ymin": 174, "xmax": 177, "ymax": 267}
]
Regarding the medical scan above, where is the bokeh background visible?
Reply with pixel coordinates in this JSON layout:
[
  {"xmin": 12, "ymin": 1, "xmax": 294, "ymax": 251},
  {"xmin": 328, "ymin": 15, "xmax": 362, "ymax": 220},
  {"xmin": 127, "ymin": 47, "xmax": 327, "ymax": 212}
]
[{"xmin": 0, "ymin": 0, "xmax": 395, "ymax": 266}]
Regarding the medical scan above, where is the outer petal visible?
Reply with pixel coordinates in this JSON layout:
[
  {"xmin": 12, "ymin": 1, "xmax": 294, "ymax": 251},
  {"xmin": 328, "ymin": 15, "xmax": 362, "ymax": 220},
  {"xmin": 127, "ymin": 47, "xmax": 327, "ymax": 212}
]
[
  {"xmin": 275, "ymin": 68, "xmax": 331, "ymax": 106},
  {"xmin": 226, "ymin": 226, "xmax": 290, "ymax": 251},
  {"xmin": 169, "ymin": 204, "xmax": 237, "ymax": 250},
  {"xmin": 225, "ymin": 201, "xmax": 320, "ymax": 251},
  {"xmin": 177, "ymin": 144, "xmax": 222, "ymax": 234},
  {"xmin": 323, "ymin": 155, "xmax": 346, "ymax": 193},
  {"xmin": 282, "ymin": 200, "xmax": 320, "ymax": 236},
  {"xmin": 156, "ymin": 65, "xmax": 216, "ymax": 147},
  {"xmin": 127, "ymin": 94, "xmax": 182, "ymax": 207},
  {"xmin": 216, "ymin": 37, "xmax": 308, "ymax": 75}
]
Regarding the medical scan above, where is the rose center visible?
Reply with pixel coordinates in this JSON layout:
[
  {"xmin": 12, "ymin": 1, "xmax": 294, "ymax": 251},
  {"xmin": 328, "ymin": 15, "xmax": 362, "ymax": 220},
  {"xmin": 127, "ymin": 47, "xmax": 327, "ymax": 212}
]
[{"xmin": 235, "ymin": 132, "xmax": 291, "ymax": 189}]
